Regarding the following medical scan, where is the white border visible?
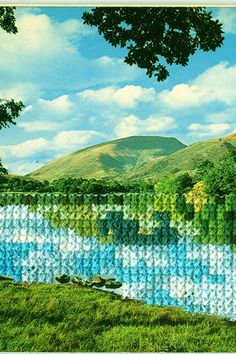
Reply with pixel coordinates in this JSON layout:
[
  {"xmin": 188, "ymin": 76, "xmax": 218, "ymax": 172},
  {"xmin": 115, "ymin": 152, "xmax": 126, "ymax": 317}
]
[{"xmin": 0, "ymin": 1, "xmax": 236, "ymax": 5}]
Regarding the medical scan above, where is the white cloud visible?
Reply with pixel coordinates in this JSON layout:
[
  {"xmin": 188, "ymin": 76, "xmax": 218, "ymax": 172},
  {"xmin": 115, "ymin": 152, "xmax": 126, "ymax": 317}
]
[
  {"xmin": 38, "ymin": 95, "xmax": 74, "ymax": 115},
  {"xmin": 0, "ymin": 83, "xmax": 40, "ymax": 102},
  {"xmin": 56, "ymin": 18, "xmax": 95, "ymax": 37},
  {"xmin": 53, "ymin": 130, "xmax": 104, "ymax": 151},
  {"xmin": 4, "ymin": 160, "xmax": 45, "ymax": 175},
  {"xmin": 0, "ymin": 13, "xmax": 81, "ymax": 69},
  {"xmin": 18, "ymin": 121, "xmax": 62, "ymax": 132},
  {"xmin": 18, "ymin": 84, "xmax": 159, "ymax": 140},
  {"xmin": 18, "ymin": 95, "xmax": 75, "ymax": 130},
  {"xmin": 23, "ymin": 105, "xmax": 33, "ymax": 113},
  {"xmin": 206, "ymin": 108, "xmax": 236, "ymax": 123},
  {"xmin": 0, "ymin": 130, "xmax": 105, "ymax": 167},
  {"xmin": 115, "ymin": 114, "xmax": 177, "ymax": 138},
  {"xmin": 187, "ymin": 123, "xmax": 232, "ymax": 138},
  {"xmin": 77, "ymin": 85, "xmax": 156, "ymax": 108},
  {"xmin": 0, "ymin": 10, "xmax": 140, "ymax": 96},
  {"xmin": 159, "ymin": 83, "xmax": 202, "ymax": 109},
  {"xmin": 159, "ymin": 62, "xmax": 236, "ymax": 109},
  {"xmin": 0, "ymin": 10, "xmax": 83, "ymax": 95},
  {"xmin": 216, "ymin": 9, "xmax": 236, "ymax": 34},
  {"xmin": 0, "ymin": 138, "xmax": 50, "ymax": 158},
  {"xmin": 90, "ymin": 56, "xmax": 140, "ymax": 86}
]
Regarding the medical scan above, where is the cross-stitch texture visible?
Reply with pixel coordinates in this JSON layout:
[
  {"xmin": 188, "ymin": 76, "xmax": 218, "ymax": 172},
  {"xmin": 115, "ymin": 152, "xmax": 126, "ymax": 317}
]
[{"xmin": 0, "ymin": 193, "xmax": 235, "ymax": 320}]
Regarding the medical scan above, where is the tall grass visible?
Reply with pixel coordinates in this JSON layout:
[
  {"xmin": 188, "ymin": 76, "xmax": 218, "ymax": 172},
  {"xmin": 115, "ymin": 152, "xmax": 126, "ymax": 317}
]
[{"xmin": 0, "ymin": 282, "xmax": 235, "ymax": 352}]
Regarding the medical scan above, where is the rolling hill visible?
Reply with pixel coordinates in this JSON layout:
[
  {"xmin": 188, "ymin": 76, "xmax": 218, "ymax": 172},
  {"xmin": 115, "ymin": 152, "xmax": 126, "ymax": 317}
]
[
  {"xmin": 223, "ymin": 132, "xmax": 236, "ymax": 140},
  {"xmin": 28, "ymin": 136, "xmax": 186, "ymax": 182},
  {"xmin": 28, "ymin": 134, "xmax": 236, "ymax": 183},
  {"xmin": 125, "ymin": 137, "xmax": 236, "ymax": 181}
]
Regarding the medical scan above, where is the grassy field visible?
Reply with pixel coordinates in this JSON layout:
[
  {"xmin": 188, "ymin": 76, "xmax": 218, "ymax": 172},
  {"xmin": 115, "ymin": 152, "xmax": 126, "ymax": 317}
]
[{"xmin": 0, "ymin": 282, "xmax": 235, "ymax": 352}]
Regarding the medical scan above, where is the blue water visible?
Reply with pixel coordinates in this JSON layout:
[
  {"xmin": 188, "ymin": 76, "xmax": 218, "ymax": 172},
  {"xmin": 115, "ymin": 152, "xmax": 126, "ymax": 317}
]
[{"xmin": 0, "ymin": 205, "xmax": 235, "ymax": 320}]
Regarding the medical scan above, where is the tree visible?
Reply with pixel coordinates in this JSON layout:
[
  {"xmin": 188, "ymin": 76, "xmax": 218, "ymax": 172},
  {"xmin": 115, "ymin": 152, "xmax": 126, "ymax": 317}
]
[
  {"xmin": 83, "ymin": 7, "xmax": 224, "ymax": 81},
  {"xmin": 154, "ymin": 175, "xmax": 175, "ymax": 194},
  {"xmin": 0, "ymin": 7, "xmax": 25, "ymax": 174},
  {"xmin": 173, "ymin": 173, "xmax": 194, "ymax": 194},
  {"xmin": 0, "ymin": 7, "xmax": 25, "ymax": 130},
  {"xmin": 203, "ymin": 152, "xmax": 236, "ymax": 196},
  {"xmin": 0, "ymin": 160, "xmax": 7, "ymax": 175},
  {"xmin": 154, "ymin": 173, "xmax": 194, "ymax": 194},
  {"xmin": 195, "ymin": 159, "xmax": 214, "ymax": 181}
]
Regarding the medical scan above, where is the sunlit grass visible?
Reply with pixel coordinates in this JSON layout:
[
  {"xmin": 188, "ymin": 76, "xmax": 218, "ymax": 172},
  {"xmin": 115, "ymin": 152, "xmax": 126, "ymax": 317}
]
[{"xmin": 0, "ymin": 282, "xmax": 235, "ymax": 352}]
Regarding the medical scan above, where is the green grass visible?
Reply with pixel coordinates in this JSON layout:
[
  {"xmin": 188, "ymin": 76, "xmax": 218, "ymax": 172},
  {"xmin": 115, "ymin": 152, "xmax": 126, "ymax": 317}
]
[
  {"xmin": 0, "ymin": 282, "xmax": 235, "ymax": 352},
  {"xmin": 28, "ymin": 136, "xmax": 186, "ymax": 182},
  {"xmin": 126, "ymin": 138, "xmax": 236, "ymax": 182},
  {"xmin": 28, "ymin": 135, "xmax": 236, "ymax": 184}
]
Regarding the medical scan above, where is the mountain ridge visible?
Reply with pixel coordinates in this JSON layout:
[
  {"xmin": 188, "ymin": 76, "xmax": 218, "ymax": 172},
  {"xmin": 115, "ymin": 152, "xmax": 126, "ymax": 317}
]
[
  {"xmin": 28, "ymin": 134, "xmax": 236, "ymax": 182},
  {"xmin": 28, "ymin": 135, "xmax": 186, "ymax": 182},
  {"xmin": 125, "ymin": 137, "xmax": 236, "ymax": 182}
]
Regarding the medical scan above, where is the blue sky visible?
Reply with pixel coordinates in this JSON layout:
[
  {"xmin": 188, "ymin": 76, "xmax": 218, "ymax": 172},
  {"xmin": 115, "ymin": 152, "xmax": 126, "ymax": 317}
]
[{"xmin": 0, "ymin": 7, "xmax": 236, "ymax": 175}]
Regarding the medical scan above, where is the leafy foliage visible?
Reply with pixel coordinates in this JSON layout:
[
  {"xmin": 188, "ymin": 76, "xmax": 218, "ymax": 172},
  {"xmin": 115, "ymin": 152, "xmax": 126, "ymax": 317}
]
[
  {"xmin": 1, "ymin": 149, "xmax": 235, "ymax": 196},
  {"xmin": 0, "ymin": 7, "xmax": 25, "ymax": 132},
  {"xmin": 203, "ymin": 152, "xmax": 236, "ymax": 196},
  {"xmin": 172, "ymin": 173, "xmax": 194, "ymax": 193},
  {"xmin": 195, "ymin": 159, "xmax": 214, "ymax": 181},
  {"xmin": 0, "ymin": 7, "xmax": 25, "ymax": 174},
  {"xmin": 83, "ymin": 7, "xmax": 224, "ymax": 81},
  {"xmin": 0, "ymin": 7, "xmax": 25, "ymax": 131},
  {"xmin": 0, "ymin": 187, "xmax": 234, "ymax": 250},
  {"xmin": 155, "ymin": 173, "xmax": 194, "ymax": 194},
  {"xmin": 154, "ymin": 152, "xmax": 235, "ymax": 196},
  {"xmin": 0, "ymin": 7, "xmax": 17, "ymax": 33},
  {"xmin": 0, "ymin": 175, "xmax": 154, "ymax": 193},
  {"xmin": 0, "ymin": 99, "xmax": 25, "ymax": 130},
  {"xmin": 0, "ymin": 160, "xmax": 7, "ymax": 175}
]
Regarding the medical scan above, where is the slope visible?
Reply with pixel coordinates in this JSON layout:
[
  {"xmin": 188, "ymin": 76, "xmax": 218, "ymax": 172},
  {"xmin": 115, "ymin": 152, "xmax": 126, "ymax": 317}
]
[
  {"xmin": 125, "ymin": 136, "xmax": 236, "ymax": 181},
  {"xmin": 28, "ymin": 136, "xmax": 186, "ymax": 182}
]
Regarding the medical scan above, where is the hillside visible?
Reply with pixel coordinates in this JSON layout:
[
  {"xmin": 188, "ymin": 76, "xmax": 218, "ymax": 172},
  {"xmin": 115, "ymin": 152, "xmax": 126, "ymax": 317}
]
[
  {"xmin": 223, "ymin": 132, "xmax": 236, "ymax": 140},
  {"xmin": 28, "ymin": 136, "xmax": 186, "ymax": 182},
  {"xmin": 125, "ymin": 136, "xmax": 236, "ymax": 182}
]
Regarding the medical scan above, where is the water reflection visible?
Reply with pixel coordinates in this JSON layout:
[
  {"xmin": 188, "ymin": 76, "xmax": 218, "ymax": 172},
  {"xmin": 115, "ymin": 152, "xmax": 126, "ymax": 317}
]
[{"xmin": 0, "ymin": 205, "xmax": 235, "ymax": 321}]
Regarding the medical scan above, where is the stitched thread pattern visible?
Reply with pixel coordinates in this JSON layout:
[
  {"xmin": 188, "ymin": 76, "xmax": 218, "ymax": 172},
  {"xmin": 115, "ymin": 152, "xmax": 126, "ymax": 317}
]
[{"xmin": 0, "ymin": 193, "xmax": 235, "ymax": 320}]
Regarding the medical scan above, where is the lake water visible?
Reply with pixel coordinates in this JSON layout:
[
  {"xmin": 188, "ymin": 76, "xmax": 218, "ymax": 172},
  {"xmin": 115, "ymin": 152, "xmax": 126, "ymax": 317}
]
[{"xmin": 0, "ymin": 204, "xmax": 235, "ymax": 320}]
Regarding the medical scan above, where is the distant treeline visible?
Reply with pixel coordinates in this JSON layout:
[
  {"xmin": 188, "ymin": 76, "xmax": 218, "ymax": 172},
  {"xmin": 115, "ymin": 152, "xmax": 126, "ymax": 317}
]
[
  {"xmin": 0, "ymin": 152, "xmax": 235, "ymax": 196},
  {"xmin": 0, "ymin": 176, "xmax": 154, "ymax": 194}
]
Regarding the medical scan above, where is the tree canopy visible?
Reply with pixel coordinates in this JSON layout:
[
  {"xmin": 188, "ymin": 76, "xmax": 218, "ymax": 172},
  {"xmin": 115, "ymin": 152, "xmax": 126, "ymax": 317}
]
[
  {"xmin": 0, "ymin": 7, "xmax": 25, "ymax": 132},
  {"xmin": 0, "ymin": 7, "xmax": 17, "ymax": 34},
  {"xmin": 0, "ymin": 176, "xmax": 154, "ymax": 193},
  {"xmin": 154, "ymin": 151, "xmax": 236, "ymax": 196},
  {"xmin": 203, "ymin": 152, "xmax": 236, "ymax": 196},
  {"xmin": 83, "ymin": 7, "xmax": 224, "ymax": 81},
  {"xmin": 0, "ymin": 7, "xmax": 25, "ymax": 175},
  {"xmin": 0, "ymin": 99, "xmax": 25, "ymax": 131}
]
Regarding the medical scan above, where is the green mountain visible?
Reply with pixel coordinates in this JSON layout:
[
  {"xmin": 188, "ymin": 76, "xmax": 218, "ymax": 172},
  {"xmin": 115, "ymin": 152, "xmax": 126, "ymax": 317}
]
[
  {"xmin": 125, "ymin": 135, "xmax": 236, "ymax": 181},
  {"xmin": 28, "ymin": 134, "xmax": 236, "ymax": 183},
  {"xmin": 28, "ymin": 136, "xmax": 186, "ymax": 182}
]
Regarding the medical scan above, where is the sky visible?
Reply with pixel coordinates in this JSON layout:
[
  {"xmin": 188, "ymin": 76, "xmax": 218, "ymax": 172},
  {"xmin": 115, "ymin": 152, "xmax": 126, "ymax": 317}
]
[{"xmin": 0, "ymin": 6, "xmax": 236, "ymax": 175}]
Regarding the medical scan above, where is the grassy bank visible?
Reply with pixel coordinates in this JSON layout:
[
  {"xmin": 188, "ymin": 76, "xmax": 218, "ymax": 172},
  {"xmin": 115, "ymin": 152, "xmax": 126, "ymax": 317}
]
[{"xmin": 0, "ymin": 282, "xmax": 235, "ymax": 352}]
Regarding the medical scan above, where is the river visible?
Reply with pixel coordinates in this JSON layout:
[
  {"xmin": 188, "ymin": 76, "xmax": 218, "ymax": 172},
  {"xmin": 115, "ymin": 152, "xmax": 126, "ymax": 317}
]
[{"xmin": 0, "ymin": 204, "xmax": 235, "ymax": 320}]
